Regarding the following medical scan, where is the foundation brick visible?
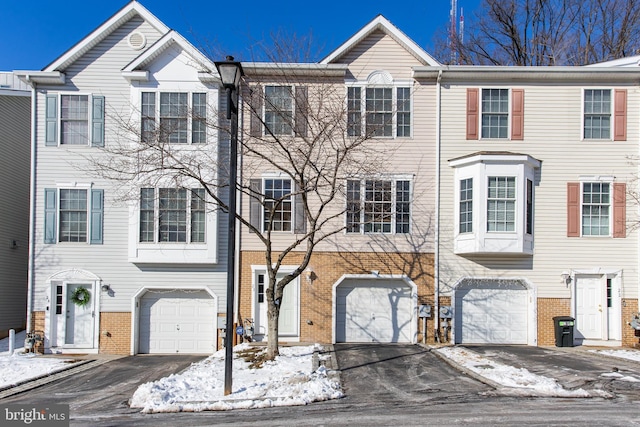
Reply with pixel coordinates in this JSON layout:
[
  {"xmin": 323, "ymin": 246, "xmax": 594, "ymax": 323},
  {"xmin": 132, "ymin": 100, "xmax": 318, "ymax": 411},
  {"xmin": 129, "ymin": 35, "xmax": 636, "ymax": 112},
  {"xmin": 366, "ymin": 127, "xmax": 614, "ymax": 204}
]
[{"xmin": 99, "ymin": 312, "xmax": 131, "ymax": 355}]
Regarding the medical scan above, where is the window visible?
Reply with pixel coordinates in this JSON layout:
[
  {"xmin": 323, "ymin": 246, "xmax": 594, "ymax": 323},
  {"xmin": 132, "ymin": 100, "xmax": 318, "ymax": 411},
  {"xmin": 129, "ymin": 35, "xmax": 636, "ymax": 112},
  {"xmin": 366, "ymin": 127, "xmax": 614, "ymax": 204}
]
[
  {"xmin": 59, "ymin": 189, "xmax": 88, "ymax": 242},
  {"xmin": 45, "ymin": 94, "xmax": 104, "ymax": 146},
  {"xmin": 138, "ymin": 188, "xmax": 206, "ymax": 243},
  {"xmin": 481, "ymin": 89, "xmax": 508, "ymax": 139},
  {"xmin": 55, "ymin": 285, "xmax": 63, "ymax": 315},
  {"xmin": 347, "ymin": 86, "xmax": 412, "ymax": 138},
  {"xmin": 265, "ymin": 86, "xmax": 293, "ymax": 135},
  {"xmin": 459, "ymin": 178, "xmax": 473, "ymax": 233},
  {"xmin": 43, "ymin": 188, "xmax": 103, "ymax": 244},
  {"xmin": 487, "ymin": 177, "xmax": 516, "ymax": 232},
  {"xmin": 346, "ymin": 178, "xmax": 411, "ymax": 234},
  {"xmin": 140, "ymin": 92, "xmax": 207, "ymax": 144},
  {"xmin": 584, "ymin": 89, "xmax": 611, "ymax": 139},
  {"xmin": 526, "ymin": 179, "xmax": 533, "ymax": 235},
  {"xmin": 582, "ymin": 182, "xmax": 610, "ymax": 236},
  {"xmin": 264, "ymin": 179, "xmax": 292, "ymax": 232},
  {"xmin": 257, "ymin": 274, "xmax": 265, "ymax": 303}
]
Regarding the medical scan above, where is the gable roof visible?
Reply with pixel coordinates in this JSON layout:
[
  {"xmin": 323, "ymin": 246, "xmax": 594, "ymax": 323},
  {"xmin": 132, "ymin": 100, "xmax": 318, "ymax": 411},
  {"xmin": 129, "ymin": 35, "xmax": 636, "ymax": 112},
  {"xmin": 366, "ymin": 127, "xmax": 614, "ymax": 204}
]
[
  {"xmin": 121, "ymin": 30, "xmax": 218, "ymax": 82},
  {"xmin": 43, "ymin": 1, "xmax": 169, "ymax": 72},
  {"xmin": 320, "ymin": 15, "xmax": 440, "ymax": 66}
]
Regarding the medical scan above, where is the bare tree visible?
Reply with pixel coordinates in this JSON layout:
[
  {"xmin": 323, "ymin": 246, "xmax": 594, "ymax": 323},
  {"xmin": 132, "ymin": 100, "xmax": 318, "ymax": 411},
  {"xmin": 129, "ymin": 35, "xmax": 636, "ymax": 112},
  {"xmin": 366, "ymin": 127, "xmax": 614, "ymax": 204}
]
[
  {"xmin": 88, "ymin": 58, "xmax": 398, "ymax": 359},
  {"xmin": 436, "ymin": 0, "xmax": 640, "ymax": 66}
]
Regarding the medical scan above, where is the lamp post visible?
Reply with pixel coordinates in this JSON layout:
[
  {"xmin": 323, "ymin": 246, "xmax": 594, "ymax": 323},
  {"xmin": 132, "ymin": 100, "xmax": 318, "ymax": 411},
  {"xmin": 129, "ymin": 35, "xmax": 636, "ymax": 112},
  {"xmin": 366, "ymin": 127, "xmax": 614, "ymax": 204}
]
[{"xmin": 214, "ymin": 55, "xmax": 244, "ymax": 396}]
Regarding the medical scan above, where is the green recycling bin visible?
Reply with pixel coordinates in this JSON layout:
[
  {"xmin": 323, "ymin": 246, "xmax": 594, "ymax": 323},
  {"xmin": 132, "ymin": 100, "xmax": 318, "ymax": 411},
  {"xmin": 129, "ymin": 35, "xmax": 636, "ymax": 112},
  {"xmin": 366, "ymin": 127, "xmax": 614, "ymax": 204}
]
[{"xmin": 553, "ymin": 316, "xmax": 575, "ymax": 347}]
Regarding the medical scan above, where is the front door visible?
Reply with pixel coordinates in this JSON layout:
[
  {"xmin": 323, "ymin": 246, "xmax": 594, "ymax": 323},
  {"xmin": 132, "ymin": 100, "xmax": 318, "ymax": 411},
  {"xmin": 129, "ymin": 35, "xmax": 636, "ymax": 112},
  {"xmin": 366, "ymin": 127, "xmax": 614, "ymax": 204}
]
[
  {"xmin": 255, "ymin": 273, "xmax": 299, "ymax": 338},
  {"xmin": 575, "ymin": 274, "xmax": 622, "ymax": 341},
  {"xmin": 65, "ymin": 284, "xmax": 95, "ymax": 347}
]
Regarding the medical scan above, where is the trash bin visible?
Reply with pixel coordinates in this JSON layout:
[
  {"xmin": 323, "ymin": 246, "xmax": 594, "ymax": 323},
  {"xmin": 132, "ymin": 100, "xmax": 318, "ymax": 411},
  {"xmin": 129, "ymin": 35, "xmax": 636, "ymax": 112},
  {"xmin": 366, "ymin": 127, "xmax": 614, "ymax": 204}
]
[{"xmin": 553, "ymin": 316, "xmax": 575, "ymax": 347}]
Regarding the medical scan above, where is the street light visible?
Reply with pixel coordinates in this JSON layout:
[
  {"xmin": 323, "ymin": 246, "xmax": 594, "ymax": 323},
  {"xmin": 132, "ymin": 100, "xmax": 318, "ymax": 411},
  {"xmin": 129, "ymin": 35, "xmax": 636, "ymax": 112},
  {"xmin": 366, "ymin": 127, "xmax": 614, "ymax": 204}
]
[{"xmin": 214, "ymin": 55, "xmax": 244, "ymax": 396}]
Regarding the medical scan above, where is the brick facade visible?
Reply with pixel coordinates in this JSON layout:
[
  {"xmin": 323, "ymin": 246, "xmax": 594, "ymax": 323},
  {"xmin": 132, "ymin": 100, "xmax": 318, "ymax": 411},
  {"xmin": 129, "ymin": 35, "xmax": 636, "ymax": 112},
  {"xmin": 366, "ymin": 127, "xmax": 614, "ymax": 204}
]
[
  {"xmin": 98, "ymin": 312, "xmax": 131, "ymax": 355},
  {"xmin": 238, "ymin": 251, "xmax": 435, "ymax": 344},
  {"xmin": 622, "ymin": 299, "xmax": 639, "ymax": 348},
  {"xmin": 537, "ymin": 298, "xmax": 571, "ymax": 346}
]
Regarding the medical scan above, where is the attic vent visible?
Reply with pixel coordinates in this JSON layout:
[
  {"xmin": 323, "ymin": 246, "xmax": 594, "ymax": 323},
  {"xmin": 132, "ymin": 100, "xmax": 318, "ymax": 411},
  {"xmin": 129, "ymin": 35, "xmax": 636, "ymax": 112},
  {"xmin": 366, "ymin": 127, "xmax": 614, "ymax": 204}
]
[{"xmin": 128, "ymin": 32, "xmax": 147, "ymax": 50}]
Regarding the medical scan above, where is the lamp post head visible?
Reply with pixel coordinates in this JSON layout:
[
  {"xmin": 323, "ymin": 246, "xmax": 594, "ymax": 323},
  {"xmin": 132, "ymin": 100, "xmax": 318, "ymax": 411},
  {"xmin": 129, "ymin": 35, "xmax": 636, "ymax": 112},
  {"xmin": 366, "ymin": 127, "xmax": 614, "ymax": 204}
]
[{"xmin": 214, "ymin": 55, "xmax": 244, "ymax": 90}]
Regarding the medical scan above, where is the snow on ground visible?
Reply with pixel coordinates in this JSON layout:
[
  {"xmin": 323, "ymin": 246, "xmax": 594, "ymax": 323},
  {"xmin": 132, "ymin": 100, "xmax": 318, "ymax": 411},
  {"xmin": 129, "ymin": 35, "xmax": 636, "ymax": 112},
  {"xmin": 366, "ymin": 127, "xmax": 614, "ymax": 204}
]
[
  {"xmin": 129, "ymin": 343, "xmax": 343, "ymax": 413},
  {"xmin": 435, "ymin": 346, "xmax": 608, "ymax": 398},
  {"xmin": 590, "ymin": 348, "xmax": 640, "ymax": 363},
  {"xmin": 0, "ymin": 330, "xmax": 76, "ymax": 389}
]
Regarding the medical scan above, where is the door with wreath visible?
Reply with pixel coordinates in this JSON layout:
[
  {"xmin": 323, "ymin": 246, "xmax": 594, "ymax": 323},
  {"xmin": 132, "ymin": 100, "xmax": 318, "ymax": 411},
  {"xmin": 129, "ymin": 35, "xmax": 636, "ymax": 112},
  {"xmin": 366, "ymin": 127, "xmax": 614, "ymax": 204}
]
[{"xmin": 65, "ymin": 283, "xmax": 95, "ymax": 347}]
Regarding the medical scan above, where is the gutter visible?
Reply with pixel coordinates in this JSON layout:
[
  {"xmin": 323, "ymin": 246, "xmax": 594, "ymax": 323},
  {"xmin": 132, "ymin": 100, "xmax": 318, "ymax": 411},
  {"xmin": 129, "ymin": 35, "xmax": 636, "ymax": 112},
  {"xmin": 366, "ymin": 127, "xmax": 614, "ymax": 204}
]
[
  {"xmin": 434, "ymin": 69, "xmax": 442, "ymax": 342},
  {"xmin": 25, "ymin": 77, "xmax": 37, "ymax": 333}
]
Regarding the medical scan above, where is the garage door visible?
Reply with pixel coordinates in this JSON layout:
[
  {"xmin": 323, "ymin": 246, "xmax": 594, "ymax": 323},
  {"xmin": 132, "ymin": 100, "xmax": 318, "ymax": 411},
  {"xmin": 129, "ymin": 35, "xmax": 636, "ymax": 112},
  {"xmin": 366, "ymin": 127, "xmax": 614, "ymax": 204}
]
[
  {"xmin": 454, "ymin": 280, "xmax": 528, "ymax": 344},
  {"xmin": 139, "ymin": 290, "xmax": 216, "ymax": 354},
  {"xmin": 336, "ymin": 279, "xmax": 413, "ymax": 343}
]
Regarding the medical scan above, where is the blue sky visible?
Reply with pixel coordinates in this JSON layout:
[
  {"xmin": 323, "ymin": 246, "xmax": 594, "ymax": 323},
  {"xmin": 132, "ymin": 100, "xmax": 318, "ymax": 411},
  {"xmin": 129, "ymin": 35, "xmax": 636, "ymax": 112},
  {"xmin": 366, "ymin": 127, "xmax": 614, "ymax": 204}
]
[{"xmin": 1, "ymin": 0, "xmax": 481, "ymax": 71}]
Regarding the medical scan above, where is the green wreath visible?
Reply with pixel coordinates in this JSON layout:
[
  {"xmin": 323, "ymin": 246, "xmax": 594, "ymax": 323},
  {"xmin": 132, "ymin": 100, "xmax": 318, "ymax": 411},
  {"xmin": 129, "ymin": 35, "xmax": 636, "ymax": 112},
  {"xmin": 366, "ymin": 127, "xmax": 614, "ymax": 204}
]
[{"xmin": 71, "ymin": 287, "xmax": 91, "ymax": 307}]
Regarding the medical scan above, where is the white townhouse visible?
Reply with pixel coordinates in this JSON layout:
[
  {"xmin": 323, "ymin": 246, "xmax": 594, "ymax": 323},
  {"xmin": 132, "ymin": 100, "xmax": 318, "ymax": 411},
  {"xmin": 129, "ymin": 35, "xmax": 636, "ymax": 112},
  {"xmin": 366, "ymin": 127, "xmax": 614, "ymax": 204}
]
[
  {"xmin": 435, "ymin": 66, "xmax": 640, "ymax": 347},
  {"xmin": 16, "ymin": 2, "xmax": 228, "ymax": 355},
  {"xmin": 0, "ymin": 73, "xmax": 31, "ymax": 339}
]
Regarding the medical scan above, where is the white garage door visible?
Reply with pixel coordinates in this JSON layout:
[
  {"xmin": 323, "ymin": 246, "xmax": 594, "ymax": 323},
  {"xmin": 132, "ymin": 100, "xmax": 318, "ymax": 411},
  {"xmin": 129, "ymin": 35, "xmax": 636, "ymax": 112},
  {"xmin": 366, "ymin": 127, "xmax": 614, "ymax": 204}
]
[
  {"xmin": 455, "ymin": 280, "xmax": 528, "ymax": 344},
  {"xmin": 336, "ymin": 280, "xmax": 413, "ymax": 343},
  {"xmin": 139, "ymin": 290, "xmax": 216, "ymax": 354}
]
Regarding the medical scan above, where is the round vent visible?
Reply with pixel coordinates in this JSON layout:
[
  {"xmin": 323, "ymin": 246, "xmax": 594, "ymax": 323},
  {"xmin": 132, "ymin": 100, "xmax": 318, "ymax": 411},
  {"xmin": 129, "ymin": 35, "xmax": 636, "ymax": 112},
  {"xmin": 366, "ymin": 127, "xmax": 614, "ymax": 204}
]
[{"xmin": 128, "ymin": 32, "xmax": 147, "ymax": 50}]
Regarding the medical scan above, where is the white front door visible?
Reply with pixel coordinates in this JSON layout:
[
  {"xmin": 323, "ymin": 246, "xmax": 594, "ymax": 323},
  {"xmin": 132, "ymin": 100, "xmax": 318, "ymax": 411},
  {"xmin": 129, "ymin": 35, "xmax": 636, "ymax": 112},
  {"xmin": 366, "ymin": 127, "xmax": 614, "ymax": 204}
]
[
  {"xmin": 575, "ymin": 275, "xmax": 604, "ymax": 340},
  {"xmin": 65, "ymin": 284, "xmax": 95, "ymax": 347},
  {"xmin": 255, "ymin": 273, "xmax": 299, "ymax": 338}
]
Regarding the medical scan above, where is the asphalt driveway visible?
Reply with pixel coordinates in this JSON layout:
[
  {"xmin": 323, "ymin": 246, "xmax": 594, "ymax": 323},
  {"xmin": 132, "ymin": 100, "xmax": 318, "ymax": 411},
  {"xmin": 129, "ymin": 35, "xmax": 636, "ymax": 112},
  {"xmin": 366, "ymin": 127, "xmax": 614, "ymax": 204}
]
[
  {"xmin": 462, "ymin": 345, "xmax": 640, "ymax": 398},
  {"xmin": 333, "ymin": 343, "xmax": 491, "ymax": 405},
  {"xmin": 1, "ymin": 355, "xmax": 204, "ymax": 417}
]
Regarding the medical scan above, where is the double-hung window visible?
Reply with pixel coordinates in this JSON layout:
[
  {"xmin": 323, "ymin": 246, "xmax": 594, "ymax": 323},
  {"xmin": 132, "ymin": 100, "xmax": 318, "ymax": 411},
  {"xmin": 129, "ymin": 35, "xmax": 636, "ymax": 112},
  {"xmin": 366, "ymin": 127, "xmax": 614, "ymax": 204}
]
[
  {"xmin": 140, "ymin": 92, "xmax": 207, "ymax": 144},
  {"xmin": 346, "ymin": 178, "xmax": 411, "ymax": 234},
  {"xmin": 265, "ymin": 86, "xmax": 293, "ymax": 135},
  {"xmin": 481, "ymin": 89, "xmax": 509, "ymax": 139},
  {"xmin": 459, "ymin": 178, "xmax": 473, "ymax": 233},
  {"xmin": 582, "ymin": 182, "xmax": 610, "ymax": 236},
  {"xmin": 263, "ymin": 178, "xmax": 292, "ymax": 232},
  {"xmin": 139, "ymin": 188, "xmax": 206, "ymax": 243},
  {"xmin": 347, "ymin": 86, "xmax": 412, "ymax": 138},
  {"xmin": 584, "ymin": 89, "xmax": 611, "ymax": 139},
  {"xmin": 487, "ymin": 177, "xmax": 516, "ymax": 232},
  {"xmin": 44, "ymin": 187, "xmax": 104, "ymax": 244},
  {"xmin": 45, "ymin": 93, "xmax": 105, "ymax": 146}
]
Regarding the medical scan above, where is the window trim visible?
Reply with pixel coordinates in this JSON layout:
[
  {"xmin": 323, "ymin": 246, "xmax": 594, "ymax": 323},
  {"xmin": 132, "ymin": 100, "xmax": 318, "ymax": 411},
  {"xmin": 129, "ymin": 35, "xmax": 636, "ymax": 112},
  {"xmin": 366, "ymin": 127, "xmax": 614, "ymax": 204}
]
[
  {"xmin": 346, "ymin": 81, "xmax": 413, "ymax": 139},
  {"xmin": 47, "ymin": 93, "xmax": 104, "ymax": 147},
  {"xmin": 345, "ymin": 176, "xmax": 413, "ymax": 235},
  {"xmin": 263, "ymin": 85, "xmax": 294, "ymax": 136},
  {"xmin": 579, "ymin": 176, "xmax": 613, "ymax": 237},
  {"xmin": 481, "ymin": 88, "xmax": 510, "ymax": 139}
]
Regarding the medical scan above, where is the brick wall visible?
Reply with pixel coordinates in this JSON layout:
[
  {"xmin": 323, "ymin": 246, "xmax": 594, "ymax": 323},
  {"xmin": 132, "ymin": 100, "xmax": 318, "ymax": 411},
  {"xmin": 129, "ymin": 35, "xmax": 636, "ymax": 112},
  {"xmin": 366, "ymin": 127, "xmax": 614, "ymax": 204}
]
[
  {"xmin": 99, "ymin": 312, "xmax": 131, "ymax": 355},
  {"xmin": 622, "ymin": 299, "xmax": 639, "ymax": 348},
  {"xmin": 537, "ymin": 298, "xmax": 571, "ymax": 346},
  {"xmin": 238, "ymin": 251, "xmax": 435, "ymax": 344},
  {"xmin": 30, "ymin": 311, "xmax": 46, "ymax": 353}
]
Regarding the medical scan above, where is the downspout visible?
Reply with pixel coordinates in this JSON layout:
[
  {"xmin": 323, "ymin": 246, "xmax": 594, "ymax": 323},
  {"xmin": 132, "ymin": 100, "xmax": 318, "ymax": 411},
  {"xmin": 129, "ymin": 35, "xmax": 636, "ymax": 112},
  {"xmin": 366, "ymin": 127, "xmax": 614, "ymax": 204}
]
[
  {"xmin": 434, "ymin": 69, "xmax": 442, "ymax": 343},
  {"xmin": 26, "ymin": 76, "xmax": 37, "ymax": 333}
]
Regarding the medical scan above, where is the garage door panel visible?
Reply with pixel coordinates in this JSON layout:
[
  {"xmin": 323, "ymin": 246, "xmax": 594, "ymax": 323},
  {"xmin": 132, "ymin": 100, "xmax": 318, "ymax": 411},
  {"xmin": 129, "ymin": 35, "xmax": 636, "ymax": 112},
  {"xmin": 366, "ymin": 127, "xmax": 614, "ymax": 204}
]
[
  {"xmin": 336, "ymin": 280, "xmax": 413, "ymax": 343},
  {"xmin": 139, "ymin": 290, "xmax": 216, "ymax": 354},
  {"xmin": 456, "ymin": 282, "xmax": 528, "ymax": 345}
]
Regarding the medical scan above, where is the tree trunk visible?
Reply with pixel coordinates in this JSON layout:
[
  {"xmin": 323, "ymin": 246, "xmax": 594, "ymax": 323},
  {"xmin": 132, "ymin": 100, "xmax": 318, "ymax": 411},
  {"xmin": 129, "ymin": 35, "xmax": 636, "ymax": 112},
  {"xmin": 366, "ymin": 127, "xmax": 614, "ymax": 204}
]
[{"xmin": 266, "ymin": 293, "xmax": 280, "ymax": 359}]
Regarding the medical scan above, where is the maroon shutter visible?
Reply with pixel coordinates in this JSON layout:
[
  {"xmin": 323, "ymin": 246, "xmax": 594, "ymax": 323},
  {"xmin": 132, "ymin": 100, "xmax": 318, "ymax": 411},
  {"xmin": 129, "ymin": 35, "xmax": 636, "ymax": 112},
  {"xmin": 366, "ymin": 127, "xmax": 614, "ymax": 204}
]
[
  {"xmin": 511, "ymin": 89, "xmax": 524, "ymax": 140},
  {"xmin": 613, "ymin": 182, "xmax": 626, "ymax": 238},
  {"xmin": 614, "ymin": 89, "xmax": 627, "ymax": 141},
  {"xmin": 567, "ymin": 182, "xmax": 580, "ymax": 237},
  {"xmin": 466, "ymin": 88, "xmax": 479, "ymax": 140}
]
